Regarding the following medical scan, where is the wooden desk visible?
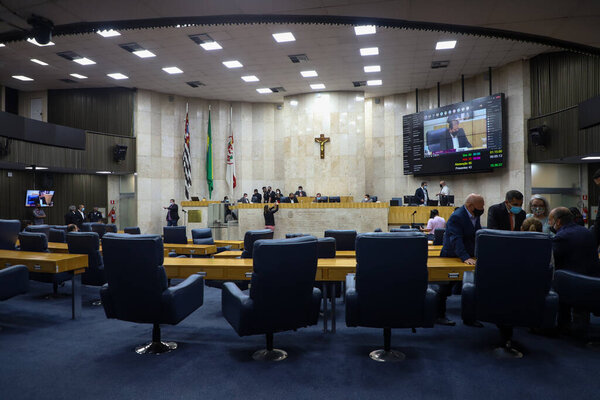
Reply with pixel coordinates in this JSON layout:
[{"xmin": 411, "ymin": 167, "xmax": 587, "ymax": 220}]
[
  {"xmin": 187, "ymin": 240, "xmax": 244, "ymax": 250},
  {"xmin": 389, "ymin": 206, "xmax": 455, "ymax": 225},
  {"xmin": 163, "ymin": 243, "xmax": 217, "ymax": 256},
  {"xmin": 0, "ymin": 250, "xmax": 89, "ymax": 319},
  {"xmin": 213, "ymin": 250, "xmax": 243, "ymax": 258},
  {"xmin": 214, "ymin": 246, "xmax": 444, "ymax": 259}
]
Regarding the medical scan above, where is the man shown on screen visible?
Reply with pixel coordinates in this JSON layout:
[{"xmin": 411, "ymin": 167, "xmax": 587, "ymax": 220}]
[{"xmin": 444, "ymin": 116, "xmax": 472, "ymax": 151}]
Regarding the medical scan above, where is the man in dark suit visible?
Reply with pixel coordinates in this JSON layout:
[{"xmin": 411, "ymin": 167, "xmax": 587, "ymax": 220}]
[
  {"xmin": 264, "ymin": 186, "xmax": 275, "ymax": 203},
  {"xmin": 437, "ymin": 193, "xmax": 485, "ymax": 326},
  {"xmin": 487, "ymin": 190, "xmax": 527, "ymax": 231},
  {"xmin": 414, "ymin": 182, "xmax": 429, "ymax": 205},
  {"xmin": 238, "ymin": 193, "xmax": 250, "ymax": 204},
  {"xmin": 295, "ymin": 186, "xmax": 307, "ymax": 197},
  {"xmin": 550, "ymin": 207, "xmax": 600, "ymax": 332},
  {"xmin": 251, "ymin": 189, "xmax": 262, "ymax": 203},
  {"xmin": 441, "ymin": 116, "xmax": 472, "ymax": 151},
  {"xmin": 163, "ymin": 199, "xmax": 179, "ymax": 226},
  {"xmin": 288, "ymin": 193, "xmax": 299, "ymax": 203},
  {"xmin": 65, "ymin": 205, "xmax": 80, "ymax": 226},
  {"xmin": 87, "ymin": 207, "xmax": 103, "ymax": 223}
]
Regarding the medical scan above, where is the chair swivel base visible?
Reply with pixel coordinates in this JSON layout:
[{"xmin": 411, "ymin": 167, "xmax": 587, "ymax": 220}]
[
  {"xmin": 135, "ymin": 341, "xmax": 177, "ymax": 355},
  {"xmin": 369, "ymin": 349, "xmax": 405, "ymax": 362},
  {"xmin": 493, "ymin": 341, "xmax": 523, "ymax": 359},
  {"xmin": 252, "ymin": 348, "xmax": 288, "ymax": 361}
]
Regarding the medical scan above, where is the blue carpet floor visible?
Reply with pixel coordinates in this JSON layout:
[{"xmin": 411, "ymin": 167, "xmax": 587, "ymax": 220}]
[{"xmin": 1, "ymin": 281, "xmax": 599, "ymax": 400}]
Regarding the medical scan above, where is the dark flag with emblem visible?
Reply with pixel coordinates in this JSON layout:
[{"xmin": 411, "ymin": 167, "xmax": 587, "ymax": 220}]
[{"xmin": 183, "ymin": 103, "xmax": 192, "ymax": 200}]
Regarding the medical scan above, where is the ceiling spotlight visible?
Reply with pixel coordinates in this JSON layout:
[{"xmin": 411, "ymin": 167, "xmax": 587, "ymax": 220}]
[
  {"xmin": 107, "ymin": 73, "xmax": 128, "ymax": 80},
  {"xmin": 256, "ymin": 88, "xmax": 272, "ymax": 94},
  {"xmin": 301, "ymin": 70, "xmax": 318, "ymax": 78},
  {"xmin": 25, "ymin": 166, "xmax": 48, "ymax": 170},
  {"xmin": 310, "ymin": 83, "xmax": 325, "ymax": 90},
  {"xmin": 70, "ymin": 73, "xmax": 87, "ymax": 79},
  {"xmin": 242, "ymin": 75, "xmax": 259, "ymax": 82},
  {"xmin": 436, "ymin": 40, "xmax": 457, "ymax": 50},
  {"xmin": 162, "ymin": 67, "xmax": 183, "ymax": 74},
  {"xmin": 27, "ymin": 14, "xmax": 54, "ymax": 45},
  {"xmin": 582, "ymin": 156, "xmax": 600, "ymax": 160},
  {"xmin": 223, "ymin": 60, "xmax": 243, "ymax": 68},
  {"xmin": 354, "ymin": 25, "xmax": 376, "ymax": 35},
  {"xmin": 272, "ymin": 32, "xmax": 296, "ymax": 43},
  {"xmin": 367, "ymin": 80, "xmax": 382, "ymax": 86},
  {"xmin": 133, "ymin": 50, "xmax": 156, "ymax": 58},
  {"xmin": 97, "ymin": 29, "xmax": 120, "ymax": 37},
  {"xmin": 360, "ymin": 47, "xmax": 379, "ymax": 56},
  {"xmin": 27, "ymin": 38, "xmax": 54, "ymax": 47},
  {"xmin": 30, "ymin": 58, "xmax": 48, "ymax": 66},
  {"xmin": 200, "ymin": 41, "xmax": 222, "ymax": 50},
  {"xmin": 0, "ymin": 43, "xmax": 5, "ymax": 47},
  {"xmin": 12, "ymin": 75, "xmax": 34, "ymax": 81},
  {"xmin": 74, "ymin": 57, "xmax": 96, "ymax": 65},
  {"xmin": 96, "ymin": 171, "xmax": 112, "ymax": 174},
  {"xmin": 364, "ymin": 65, "xmax": 381, "ymax": 73}
]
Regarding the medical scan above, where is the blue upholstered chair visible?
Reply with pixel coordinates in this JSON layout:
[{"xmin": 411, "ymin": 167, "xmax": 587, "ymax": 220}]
[
  {"xmin": 390, "ymin": 228, "xmax": 420, "ymax": 233},
  {"xmin": 191, "ymin": 228, "xmax": 229, "ymax": 253},
  {"xmin": 425, "ymin": 127, "xmax": 448, "ymax": 153},
  {"xmin": 553, "ymin": 270, "xmax": 600, "ymax": 339},
  {"xmin": 222, "ymin": 236, "xmax": 321, "ymax": 361},
  {"xmin": 91, "ymin": 223, "xmax": 107, "ymax": 239},
  {"xmin": 19, "ymin": 232, "xmax": 72, "ymax": 294},
  {"xmin": 0, "ymin": 265, "xmax": 29, "ymax": 301},
  {"xmin": 400, "ymin": 225, "xmax": 411, "ymax": 229},
  {"xmin": 25, "ymin": 224, "xmax": 50, "ymax": 239},
  {"xmin": 49, "ymin": 228, "xmax": 66, "ymax": 243},
  {"xmin": 80, "ymin": 223, "xmax": 92, "ymax": 232},
  {"xmin": 51, "ymin": 225, "xmax": 69, "ymax": 232},
  {"xmin": 371, "ymin": 196, "xmax": 378, "ymax": 202},
  {"xmin": 328, "ymin": 196, "xmax": 341, "ymax": 203},
  {"xmin": 67, "ymin": 232, "xmax": 106, "ymax": 289},
  {"xmin": 123, "ymin": 227, "xmax": 141, "ymax": 235},
  {"xmin": 163, "ymin": 226, "xmax": 187, "ymax": 244},
  {"xmin": 317, "ymin": 237, "xmax": 336, "ymax": 258},
  {"xmin": 346, "ymin": 232, "xmax": 437, "ymax": 362},
  {"xmin": 285, "ymin": 233, "xmax": 308, "ymax": 239},
  {"xmin": 433, "ymin": 228, "xmax": 445, "ymax": 245},
  {"xmin": 374, "ymin": 228, "xmax": 383, "ymax": 232},
  {"xmin": 0, "ymin": 219, "xmax": 21, "ymax": 250},
  {"xmin": 100, "ymin": 233, "xmax": 204, "ymax": 354},
  {"xmin": 324, "ymin": 230, "xmax": 357, "ymax": 251},
  {"xmin": 279, "ymin": 196, "xmax": 290, "ymax": 203},
  {"xmin": 240, "ymin": 229, "xmax": 274, "ymax": 258},
  {"xmin": 105, "ymin": 224, "xmax": 117, "ymax": 233},
  {"xmin": 461, "ymin": 230, "xmax": 558, "ymax": 358}
]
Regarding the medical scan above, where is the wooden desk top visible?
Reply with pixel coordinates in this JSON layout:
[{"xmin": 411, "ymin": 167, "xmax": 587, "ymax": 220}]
[
  {"xmin": 163, "ymin": 243, "xmax": 217, "ymax": 255},
  {"xmin": 0, "ymin": 250, "xmax": 88, "ymax": 274},
  {"xmin": 186, "ymin": 240, "xmax": 244, "ymax": 250}
]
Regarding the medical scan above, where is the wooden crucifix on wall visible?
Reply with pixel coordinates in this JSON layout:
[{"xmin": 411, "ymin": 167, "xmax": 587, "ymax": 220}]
[{"xmin": 315, "ymin": 134, "xmax": 330, "ymax": 159}]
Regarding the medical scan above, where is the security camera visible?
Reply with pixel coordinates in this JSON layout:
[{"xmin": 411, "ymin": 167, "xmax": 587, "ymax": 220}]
[{"xmin": 27, "ymin": 15, "xmax": 54, "ymax": 45}]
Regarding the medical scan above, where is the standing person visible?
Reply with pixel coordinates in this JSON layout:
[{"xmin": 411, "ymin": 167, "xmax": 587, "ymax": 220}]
[
  {"xmin": 88, "ymin": 207, "xmax": 103, "ymax": 223},
  {"xmin": 264, "ymin": 204, "xmax": 278, "ymax": 232},
  {"xmin": 438, "ymin": 181, "xmax": 450, "ymax": 196},
  {"xmin": 71, "ymin": 205, "xmax": 84, "ymax": 228},
  {"xmin": 437, "ymin": 193, "xmax": 485, "ymax": 326},
  {"xmin": 415, "ymin": 182, "xmax": 429, "ymax": 205},
  {"xmin": 295, "ymin": 186, "xmax": 307, "ymax": 197},
  {"xmin": 77, "ymin": 205, "xmax": 86, "ymax": 224},
  {"xmin": 487, "ymin": 190, "xmax": 527, "ymax": 231},
  {"xmin": 65, "ymin": 205, "xmax": 77, "ymax": 225},
  {"xmin": 163, "ymin": 199, "xmax": 179, "ymax": 226},
  {"xmin": 424, "ymin": 209, "xmax": 446, "ymax": 241},
  {"xmin": 32, "ymin": 204, "xmax": 46, "ymax": 225},
  {"xmin": 526, "ymin": 195, "xmax": 551, "ymax": 234},
  {"xmin": 251, "ymin": 189, "xmax": 262, "ymax": 203},
  {"xmin": 274, "ymin": 189, "xmax": 283, "ymax": 203},
  {"xmin": 261, "ymin": 186, "xmax": 268, "ymax": 203}
]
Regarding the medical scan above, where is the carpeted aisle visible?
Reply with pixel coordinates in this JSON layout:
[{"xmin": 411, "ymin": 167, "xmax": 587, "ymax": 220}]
[{"xmin": 1, "ymin": 281, "xmax": 599, "ymax": 400}]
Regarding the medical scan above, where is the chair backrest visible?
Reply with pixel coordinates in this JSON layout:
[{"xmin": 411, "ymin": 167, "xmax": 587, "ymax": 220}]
[
  {"xmin": 67, "ymin": 232, "xmax": 104, "ymax": 285},
  {"xmin": 426, "ymin": 127, "xmax": 447, "ymax": 152},
  {"xmin": 0, "ymin": 219, "xmax": 21, "ymax": 250},
  {"xmin": 371, "ymin": 195, "xmax": 378, "ymax": 202},
  {"xmin": 191, "ymin": 228, "xmax": 215, "ymax": 245},
  {"xmin": 249, "ymin": 236, "xmax": 319, "ymax": 326},
  {"xmin": 279, "ymin": 196, "xmax": 290, "ymax": 203},
  {"xmin": 328, "ymin": 196, "xmax": 341, "ymax": 203},
  {"xmin": 163, "ymin": 226, "xmax": 188, "ymax": 244},
  {"xmin": 433, "ymin": 228, "xmax": 445, "ymax": 245},
  {"xmin": 241, "ymin": 229, "xmax": 274, "ymax": 258},
  {"xmin": 318, "ymin": 196, "xmax": 329, "ymax": 203},
  {"xmin": 285, "ymin": 233, "xmax": 308, "ymax": 238},
  {"xmin": 400, "ymin": 225, "xmax": 411, "ymax": 229},
  {"xmin": 391, "ymin": 197, "xmax": 403, "ymax": 206},
  {"xmin": 91, "ymin": 223, "xmax": 107, "ymax": 238},
  {"xmin": 355, "ymin": 232, "xmax": 429, "ymax": 325},
  {"xmin": 50, "ymin": 225, "xmax": 68, "ymax": 232},
  {"xmin": 473, "ymin": 229, "xmax": 553, "ymax": 326},
  {"xmin": 25, "ymin": 224, "xmax": 50, "ymax": 239},
  {"xmin": 317, "ymin": 237, "xmax": 336, "ymax": 258},
  {"xmin": 123, "ymin": 227, "xmax": 141, "ymax": 235},
  {"xmin": 324, "ymin": 230, "xmax": 357, "ymax": 251},
  {"xmin": 105, "ymin": 224, "xmax": 117, "ymax": 233},
  {"xmin": 101, "ymin": 233, "xmax": 167, "ymax": 321},
  {"xmin": 48, "ymin": 228, "xmax": 67, "ymax": 243},
  {"xmin": 80, "ymin": 223, "xmax": 92, "ymax": 232},
  {"xmin": 18, "ymin": 232, "xmax": 48, "ymax": 252},
  {"xmin": 390, "ymin": 228, "xmax": 420, "ymax": 233}
]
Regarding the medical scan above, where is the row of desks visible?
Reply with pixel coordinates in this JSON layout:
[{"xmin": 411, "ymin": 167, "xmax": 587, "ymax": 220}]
[{"xmin": 214, "ymin": 246, "xmax": 443, "ymax": 259}]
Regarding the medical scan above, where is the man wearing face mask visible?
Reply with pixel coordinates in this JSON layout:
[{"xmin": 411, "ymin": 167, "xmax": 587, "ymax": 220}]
[
  {"xmin": 415, "ymin": 182, "xmax": 429, "ymax": 205},
  {"xmin": 436, "ymin": 193, "xmax": 485, "ymax": 326},
  {"xmin": 487, "ymin": 190, "xmax": 527, "ymax": 231}
]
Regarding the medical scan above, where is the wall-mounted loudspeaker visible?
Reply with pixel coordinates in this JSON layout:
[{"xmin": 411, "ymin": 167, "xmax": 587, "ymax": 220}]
[
  {"xmin": 113, "ymin": 144, "xmax": 128, "ymax": 162},
  {"xmin": 529, "ymin": 125, "xmax": 548, "ymax": 147}
]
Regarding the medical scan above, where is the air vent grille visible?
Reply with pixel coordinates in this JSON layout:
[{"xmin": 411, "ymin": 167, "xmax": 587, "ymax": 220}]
[
  {"xmin": 431, "ymin": 60, "xmax": 450, "ymax": 69},
  {"xmin": 288, "ymin": 54, "xmax": 309, "ymax": 63},
  {"xmin": 186, "ymin": 81, "xmax": 205, "ymax": 88}
]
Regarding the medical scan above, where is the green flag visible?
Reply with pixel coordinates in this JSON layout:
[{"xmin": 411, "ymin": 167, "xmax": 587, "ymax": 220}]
[{"xmin": 206, "ymin": 109, "xmax": 214, "ymax": 199}]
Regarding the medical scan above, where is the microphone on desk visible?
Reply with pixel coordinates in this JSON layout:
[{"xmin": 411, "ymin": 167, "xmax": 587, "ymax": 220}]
[
  {"xmin": 412, "ymin": 210, "xmax": 417, "ymax": 215},
  {"xmin": 181, "ymin": 209, "xmax": 187, "ymax": 213}
]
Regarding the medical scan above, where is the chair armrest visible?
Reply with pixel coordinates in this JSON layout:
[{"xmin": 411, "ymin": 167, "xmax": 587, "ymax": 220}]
[
  {"xmin": 216, "ymin": 246, "xmax": 231, "ymax": 253},
  {"xmin": 461, "ymin": 271, "xmax": 476, "ymax": 323},
  {"xmin": 540, "ymin": 290, "xmax": 559, "ymax": 329},
  {"xmin": 554, "ymin": 270, "xmax": 600, "ymax": 312},
  {"xmin": 423, "ymin": 287, "xmax": 438, "ymax": 327},
  {"xmin": 462, "ymin": 270, "xmax": 475, "ymax": 286},
  {"xmin": 161, "ymin": 274, "xmax": 204, "ymax": 324},
  {"xmin": 222, "ymin": 282, "xmax": 254, "ymax": 336},
  {"xmin": 345, "ymin": 274, "xmax": 359, "ymax": 327},
  {"xmin": 0, "ymin": 265, "xmax": 29, "ymax": 301},
  {"xmin": 345, "ymin": 273, "xmax": 356, "ymax": 291}
]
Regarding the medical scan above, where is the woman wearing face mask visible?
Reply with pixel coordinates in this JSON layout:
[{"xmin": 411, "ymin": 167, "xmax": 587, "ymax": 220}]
[{"xmin": 526, "ymin": 195, "xmax": 551, "ymax": 234}]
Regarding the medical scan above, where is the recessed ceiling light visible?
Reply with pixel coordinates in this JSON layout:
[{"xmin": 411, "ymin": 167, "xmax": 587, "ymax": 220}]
[
  {"xmin": 367, "ymin": 79, "xmax": 382, "ymax": 86},
  {"xmin": 132, "ymin": 50, "xmax": 156, "ymax": 58},
  {"xmin": 301, "ymin": 70, "xmax": 318, "ymax": 78},
  {"xmin": 70, "ymin": 73, "xmax": 87, "ymax": 79},
  {"xmin": 97, "ymin": 29, "xmax": 121, "ymax": 37},
  {"xmin": 96, "ymin": 171, "xmax": 112, "ymax": 174},
  {"xmin": 364, "ymin": 65, "xmax": 381, "ymax": 73},
  {"xmin": 223, "ymin": 60, "xmax": 243, "ymax": 68},
  {"xmin": 256, "ymin": 88, "xmax": 272, "ymax": 94},
  {"xmin": 74, "ymin": 57, "xmax": 96, "ymax": 65},
  {"xmin": 27, "ymin": 38, "xmax": 54, "ymax": 47},
  {"xmin": 25, "ymin": 166, "xmax": 48, "ymax": 170},
  {"xmin": 436, "ymin": 40, "xmax": 457, "ymax": 50},
  {"xmin": 0, "ymin": 43, "xmax": 5, "ymax": 47},
  {"xmin": 310, "ymin": 83, "xmax": 325, "ymax": 90},
  {"xmin": 162, "ymin": 66, "xmax": 183, "ymax": 74},
  {"xmin": 107, "ymin": 73, "xmax": 128, "ymax": 80},
  {"xmin": 355, "ymin": 96, "xmax": 364, "ymax": 102},
  {"xmin": 582, "ymin": 156, "xmax": 600, "ymax": 160},
  {"xmin": 354, "ymin": 25, "xmax": 376, "ymax": 35},
  {"xmin": 272, "ymin": 32, "xmax": 295, "ymax": 43},
  {"xmin": 200, "ymin": 41, "xmax": 222, "ymax": 50},
  {"xmin": 12, "ymin": 75, "xmax": 33, "ymax": 81},
  {"xmin": 242, "ymin": 75, "xmax": 259, "ymax": 82},
  {"xmin": 290, "ymin": 100, "xmax": 298, "ymax": 106},
  {"xmin": 30, "ymin": 58, "xmax": 48, "ymax": 66},
  {"xmin": 360, "ymin": 47, "xmax": 379, "ymax": 56}
]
